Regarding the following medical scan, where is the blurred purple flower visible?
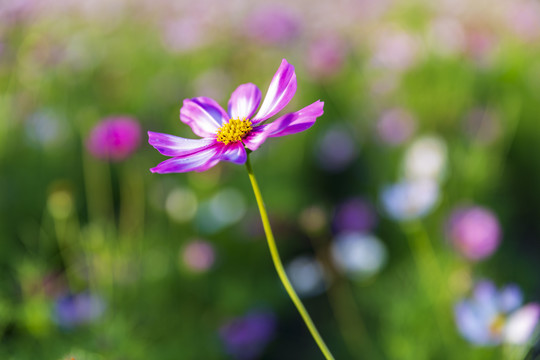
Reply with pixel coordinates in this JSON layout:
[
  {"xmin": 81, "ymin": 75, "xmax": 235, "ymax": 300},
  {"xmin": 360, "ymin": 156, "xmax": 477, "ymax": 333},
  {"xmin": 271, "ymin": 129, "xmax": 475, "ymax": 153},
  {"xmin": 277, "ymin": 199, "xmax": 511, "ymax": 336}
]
[
  {"xmin": 446, "ymin": 206, "xmax": 501, "ymax": 261},
  {"xmin": 148, "ymin": 59, "xmax": 324, "ymax": 173},
  {"xmin": 305, "ymin": 34, "xmax": 347, "ymax": 79},
  {"xmin": 376, "ymin": 108, "xmax": 416, "ymax": 146},
  {"xmin": 315, "ymin": 124, "xmax": 358, "ymax": 172},
  {"xmin": 54, "ymin": 292, "xmax": 105, "ymax": 328},
  {"xmin": 332, "ymin": 197, "xmax": 377, "ymax": 233},
  {"xmin": 244, "ymin": 6, "xmax": 301, "ymax": 45},
  {"xmin": 219, "ymin": 310, "xmax": 277, "ymax": 360},
  {"xmin": 86, "ymin": 116, "xmax": 142, "ymax": 162},
  {"xmin": 455, "ymin": 280, "xmax": 540, "ymax": 346}
]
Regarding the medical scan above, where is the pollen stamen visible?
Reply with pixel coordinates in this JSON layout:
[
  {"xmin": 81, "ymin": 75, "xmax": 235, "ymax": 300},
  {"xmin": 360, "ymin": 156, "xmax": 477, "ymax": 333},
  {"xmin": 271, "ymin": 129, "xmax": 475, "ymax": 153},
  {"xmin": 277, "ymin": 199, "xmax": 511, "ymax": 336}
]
[{"xmin": 216, "ymin": 118, "xmax": 253, "ymax": 145}]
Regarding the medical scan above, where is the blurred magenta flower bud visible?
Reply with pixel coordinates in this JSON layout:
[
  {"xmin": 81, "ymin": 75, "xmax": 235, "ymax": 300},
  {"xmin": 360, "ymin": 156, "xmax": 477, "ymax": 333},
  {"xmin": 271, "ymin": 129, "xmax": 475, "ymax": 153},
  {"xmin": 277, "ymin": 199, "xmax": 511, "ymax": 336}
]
[
  {"xmin": 446, "ymin": 206, "xmax": 501, "ymax": 261},
  {"xmin": 86, "ymin": 116, "xmax": 141, "ymax": 161}
]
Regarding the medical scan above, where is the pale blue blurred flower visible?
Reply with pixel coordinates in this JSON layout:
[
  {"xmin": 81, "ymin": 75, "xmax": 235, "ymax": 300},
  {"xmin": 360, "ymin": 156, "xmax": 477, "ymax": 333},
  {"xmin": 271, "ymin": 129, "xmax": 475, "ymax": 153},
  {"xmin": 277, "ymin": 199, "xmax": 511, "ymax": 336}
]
[
  {"xmin": 381, "ymin": 179, "xmax": 439, "ymax": 221},
  {"xmin": 286, "ymin": 255, "xmax": 328, "ymax": 298},
  {"xmin": 455, "ymin": 280, "xmax": 540, "ymax": 346},
  {"xmin": 331, "ymin": 232, "xmax": 387, "ymax": 279}
]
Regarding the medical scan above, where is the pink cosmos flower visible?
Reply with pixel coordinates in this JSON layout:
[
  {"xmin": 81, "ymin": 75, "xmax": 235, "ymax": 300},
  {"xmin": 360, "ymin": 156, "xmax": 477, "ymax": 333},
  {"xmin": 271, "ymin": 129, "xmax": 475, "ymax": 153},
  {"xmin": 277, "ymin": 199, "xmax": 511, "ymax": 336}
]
[
  {"xmin": 86, "ymin": 116, "xmax": 142, "ymax": 162},
  {"xmin": 148, "ymin": 59, "xmax": 324, "ymax": 173},
  {"xmin": 446, "ymin": 205, "xmax": 501, "ymax": 261}
]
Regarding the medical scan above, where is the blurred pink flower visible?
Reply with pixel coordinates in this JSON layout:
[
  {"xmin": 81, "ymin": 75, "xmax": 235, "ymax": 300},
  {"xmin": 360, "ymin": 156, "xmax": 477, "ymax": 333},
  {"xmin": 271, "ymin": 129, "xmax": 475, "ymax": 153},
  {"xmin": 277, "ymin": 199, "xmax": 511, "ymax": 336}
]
[
  {"xmin": 244, "ymin": 5, "xmax": 301, "ymax": 45},
  {"xmin": 181, "ymin": 240, "xmax": 216, "ymax": 272},
  {"xmin": 86, "ymin": 116, "xmax": 142, "ymax": 162},
  {"xmin": 446, "ymin": 206, "xmax": 501, "ymax": 261},
  {"xmin": 305, "ymin": 34, "xmax": 347, "ymax": 79},
  {"xmin": 464, "ymin": 26, "xmax": 498, "ymax": 64},
  {"xmin": 505, "ymin": 0, "xmax": 540, "ymax": 42},
  {"xmin": 376, "ymin": 108, "xmax": 416, "ymax": 146},
  {"xmin": 371, "ymin": 29, "xmax": 420, "ymax": 71}
]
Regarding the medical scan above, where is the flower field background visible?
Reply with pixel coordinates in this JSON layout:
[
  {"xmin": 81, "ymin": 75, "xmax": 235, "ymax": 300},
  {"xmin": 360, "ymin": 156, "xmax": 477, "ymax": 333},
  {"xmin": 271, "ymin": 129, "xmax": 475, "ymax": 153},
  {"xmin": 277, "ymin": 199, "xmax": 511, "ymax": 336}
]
[{"xmin": 1, "ymin": 0, "xmax": 540, "ymax": 359}]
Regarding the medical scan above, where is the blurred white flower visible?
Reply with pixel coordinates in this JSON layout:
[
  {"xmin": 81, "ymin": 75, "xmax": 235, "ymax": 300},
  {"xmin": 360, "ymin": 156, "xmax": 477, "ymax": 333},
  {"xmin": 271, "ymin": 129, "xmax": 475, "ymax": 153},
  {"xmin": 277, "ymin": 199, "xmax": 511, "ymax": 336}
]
[
  {"xmin": 286, "ymin": 255, "xmax": 328, "ymax": 298},
  {"xmin": 331, "ymin": 232, "xmax": 387, "ymax": 279},
  {"xmin": 381, "ymin": 179, "xmax": 439, "ymax": 221},
  {"xmin": 403, "ymin": 135, "xmax": 447, "ymax": 181}
]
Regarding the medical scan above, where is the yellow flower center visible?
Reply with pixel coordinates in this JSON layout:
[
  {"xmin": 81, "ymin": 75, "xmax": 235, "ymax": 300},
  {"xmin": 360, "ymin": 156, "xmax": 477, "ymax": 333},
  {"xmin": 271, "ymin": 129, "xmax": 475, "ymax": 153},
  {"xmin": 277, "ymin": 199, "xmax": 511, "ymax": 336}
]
[
  {"xmin": 216, "ymin": 118, "xmax": 253, "ymax": 145},
  {"xmin": 489, "ymin": 314, "xmax": 506, "ymax": 336}
]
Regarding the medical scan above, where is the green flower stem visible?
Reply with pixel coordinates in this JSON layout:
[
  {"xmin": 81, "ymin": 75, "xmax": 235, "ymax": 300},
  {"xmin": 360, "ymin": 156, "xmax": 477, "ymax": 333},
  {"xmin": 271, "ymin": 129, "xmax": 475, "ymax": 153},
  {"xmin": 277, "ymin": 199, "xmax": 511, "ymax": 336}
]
[{"xmin": 245, "ymin": 155, "xmax": 335, "ymax": 360}]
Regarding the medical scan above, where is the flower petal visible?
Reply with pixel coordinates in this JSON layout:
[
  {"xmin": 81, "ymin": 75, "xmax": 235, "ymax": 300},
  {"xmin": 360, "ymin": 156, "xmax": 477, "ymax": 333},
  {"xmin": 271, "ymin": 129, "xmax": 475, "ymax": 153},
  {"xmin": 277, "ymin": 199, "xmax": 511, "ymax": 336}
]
[
  {"xmin": 242, "ymin": 124, "xmax": 272, "ymax": 151},
  {"xmin": 180, "ymin": 97, "xmax": 229, "ymax": 137},
  {"xmin": 228, "ymin": 83, "xmax": 262, "ymax": 120},
  {"xmin": 266, "ymin": 100, "xmax": 324, "ymax": 138},
  {"xmin": 219, "ymin": 142, "xmax": 247, "ymax": 164},
  {"xmin": 150, "ymin": 143, "xmax": 222, "ymax": 173},
  {"xmin": 503, "ymin": 303, "xmax": 540, "ymax": 344},
  {"xmin": 454, "ymin": 300, "xmax": 494, "ymax": 345},
  {"xmin": 252, "ymin": 59, "xmax": 297, "ymax": 124},
  {"xmin": 499, "ymin": 284, "xmax": 523, "ymax": 313},
  {"xmin": 148, "ymin": 131, "xmax": 216, "ymax": 157}
]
